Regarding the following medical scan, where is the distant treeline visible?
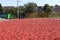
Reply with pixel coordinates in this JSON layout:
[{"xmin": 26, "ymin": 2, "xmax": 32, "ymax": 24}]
[{"xmin": 0, "ymin": 2, "xmax": 60, "ymax": 18}]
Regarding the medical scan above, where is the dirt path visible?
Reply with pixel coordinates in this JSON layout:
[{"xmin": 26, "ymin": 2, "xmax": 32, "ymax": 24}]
[{"xmin": 0, "ymin": 18, "xmax": 60, "ymax": 40}]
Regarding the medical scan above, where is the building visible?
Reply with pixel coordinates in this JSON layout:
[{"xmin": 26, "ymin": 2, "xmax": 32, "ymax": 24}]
[
  {"xmin": 36, "ymin": 5, "xmax": 60, "ymax": 13},
  {"xmin": 54, "ymin": 5, "xmax": 60, "ymax": 16},
  {"xmin": 3, "ymin": 6, "xmax": 15, "ymax": 13},
  {"xmin": 55, "ymin": 6, "xmax": 60, "ymax": 13},
  {"xmin": 36, "ymin": 6, "xmax": 43, "ymax": 12}
]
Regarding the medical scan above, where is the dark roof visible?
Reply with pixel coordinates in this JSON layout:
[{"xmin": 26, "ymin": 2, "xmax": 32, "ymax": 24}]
[
  {"xmin": 3, "ymin": 6, "xmax": 15, "ymax": 9},
  {"xmin": 3, "ymin": 6, "xmax": 14, "ymax": 8}
]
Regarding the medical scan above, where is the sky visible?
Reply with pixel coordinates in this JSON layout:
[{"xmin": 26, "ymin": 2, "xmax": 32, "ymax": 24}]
[{"xmin": 0, "ymin": 0, "xmax": 60, "ymax": 7}]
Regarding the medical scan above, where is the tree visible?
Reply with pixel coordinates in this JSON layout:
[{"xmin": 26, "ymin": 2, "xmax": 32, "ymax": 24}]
[
  {"xmin": 24, "ymin": 2, "xmax": 37, "ymax": 13},
  {"xmin": 0, "ymin": 4, "xmax": 3, "ymax": 13},
  {"xmin": 19, "ymin": 6, "xmax": 25, "ymax": 13},
  {"xmin": 9, "ymin": 8, "xmax": 17, "ymax": 18},
  {"xmin": 43, "ymin": 4, "xmax": 52, "ymax": 17}
]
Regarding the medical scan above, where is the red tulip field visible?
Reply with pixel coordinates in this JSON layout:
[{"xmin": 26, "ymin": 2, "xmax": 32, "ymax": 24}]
[{"xmin": 0, "ymin": 18, "xmax": 60, "ymax": 40}]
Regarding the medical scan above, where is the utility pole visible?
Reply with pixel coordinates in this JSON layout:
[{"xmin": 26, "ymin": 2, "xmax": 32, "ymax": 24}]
[{"xmin": 17, "ymin": 0, "xmax": 19, "ymax": 18}]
